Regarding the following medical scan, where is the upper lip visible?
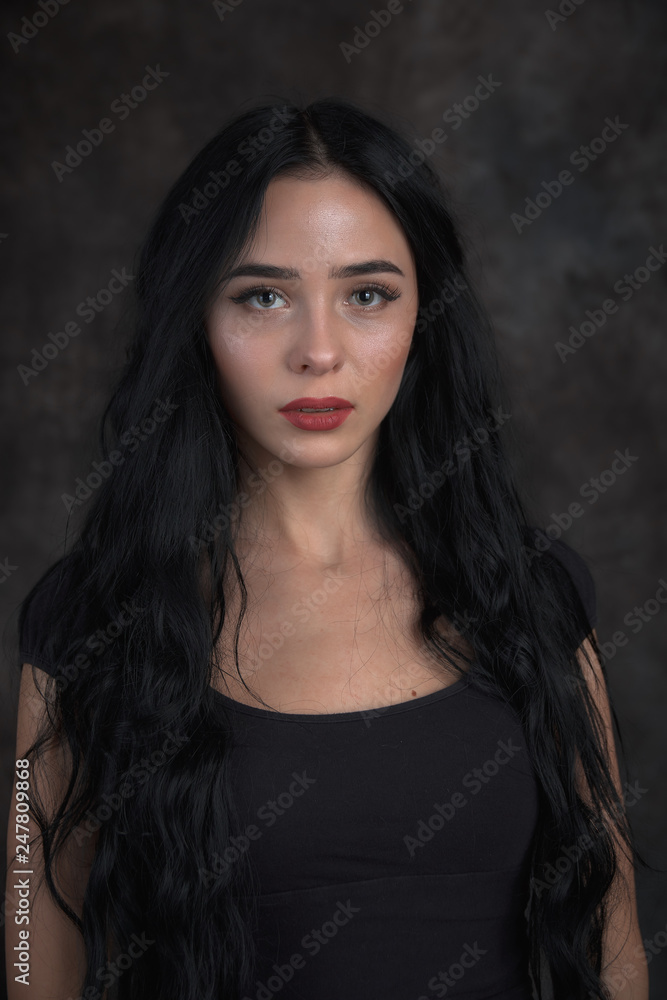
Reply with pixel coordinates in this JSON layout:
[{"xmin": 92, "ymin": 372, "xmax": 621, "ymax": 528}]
[{"xmin": 279, "ymin": 397, "xmax": 353, "ymax": 411}]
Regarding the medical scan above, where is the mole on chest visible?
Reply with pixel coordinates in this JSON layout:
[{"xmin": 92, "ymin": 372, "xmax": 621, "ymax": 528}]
[{"xmin": 212, "ymin": 587, "xmax": 468, "ymax": 715}]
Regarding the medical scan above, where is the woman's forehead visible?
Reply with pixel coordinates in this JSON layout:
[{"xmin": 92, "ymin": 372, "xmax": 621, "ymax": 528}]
[{"xmin": 242, "ymin": 174, "xmax": 415, "ymax": 269}]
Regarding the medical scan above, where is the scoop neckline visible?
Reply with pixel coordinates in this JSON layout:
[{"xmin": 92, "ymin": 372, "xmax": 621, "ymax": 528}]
[{"xmin": 208, "ymin": 672, "xmax": 471, "ymax": 722}]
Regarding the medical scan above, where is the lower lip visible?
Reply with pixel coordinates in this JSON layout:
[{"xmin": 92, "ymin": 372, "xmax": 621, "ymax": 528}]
[{"xmin": 279, "ymin": 408, "xmax": 353, "ymax": 431}]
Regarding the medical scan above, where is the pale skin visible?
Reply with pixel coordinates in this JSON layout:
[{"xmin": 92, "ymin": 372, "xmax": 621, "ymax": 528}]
[
  {"xmin": 205, "ymin": 170, "xmax": 421, "ymax": 571},
  {"xmin": 204, "ymin": 170, "xmax": 470, "ymax": 711},
  {"xmin": 576, "ymin": 634, "xmax": 649, "ymax": 999},
  {"xmin": 206, "ymin": 170, "xmax": 648, "ymax": 997},
  {"xmin": 7, "ymin": 172, "xmax": 647, "ymax": 996}
]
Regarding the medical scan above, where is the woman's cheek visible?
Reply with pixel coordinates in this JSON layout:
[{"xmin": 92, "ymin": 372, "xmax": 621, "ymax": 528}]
[{"xmin": 357, "ymin": 324, "xmax": 412, "ymax": 378}]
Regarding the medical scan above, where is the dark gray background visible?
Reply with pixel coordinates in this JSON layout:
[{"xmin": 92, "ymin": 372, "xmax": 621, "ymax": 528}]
[{"xmin": 1, "ymin": 1, "xmax": 666, "ymax": 996}]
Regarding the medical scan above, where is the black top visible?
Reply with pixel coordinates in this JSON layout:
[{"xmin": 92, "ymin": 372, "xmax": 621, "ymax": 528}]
[{"xmin": 18, "ymin": 536, "xmax": 597, "ymax": 1000}]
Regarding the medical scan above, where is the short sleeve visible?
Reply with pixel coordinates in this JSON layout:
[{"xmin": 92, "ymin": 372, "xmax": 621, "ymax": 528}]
[{"xmin": 541, "ymin": 535, "xmax": 598, "ymax": 643}]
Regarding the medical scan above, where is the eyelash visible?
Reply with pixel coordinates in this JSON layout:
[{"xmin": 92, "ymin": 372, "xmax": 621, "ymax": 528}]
[{"xmin": 228, "ymin": 281, "xmax": 402, "ymax": 310}]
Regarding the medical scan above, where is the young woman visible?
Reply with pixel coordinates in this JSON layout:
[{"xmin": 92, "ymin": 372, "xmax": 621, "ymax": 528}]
[{"xmin": 8, "ymin": 97, "xmax": 649, "ymax": 1000}]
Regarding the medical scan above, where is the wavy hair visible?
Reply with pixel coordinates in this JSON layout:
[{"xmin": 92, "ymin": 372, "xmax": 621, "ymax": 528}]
[{"xmin": 15, "ymin": 95, "xmax": 651, "ymax": 999}]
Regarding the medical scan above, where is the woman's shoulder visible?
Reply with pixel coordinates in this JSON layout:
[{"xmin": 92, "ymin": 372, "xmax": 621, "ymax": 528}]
[{"xmin": 523, "ymin": 526, "xmax": 598, "ymax": 639}]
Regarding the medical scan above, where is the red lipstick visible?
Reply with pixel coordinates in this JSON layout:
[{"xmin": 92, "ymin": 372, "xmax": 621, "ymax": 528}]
[{"xmin": 278, "ymin": 396, "xmax": 354, "ymax": 431}]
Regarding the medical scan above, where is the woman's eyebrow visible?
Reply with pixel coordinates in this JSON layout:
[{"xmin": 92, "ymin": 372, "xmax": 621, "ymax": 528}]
[
  {"xmin": 222, "ymin": 259, "xmax": 405, "ymax": 281},
  {"xmin": 331, "ymin": 259, "xmax": 405, "ymax": 279}
]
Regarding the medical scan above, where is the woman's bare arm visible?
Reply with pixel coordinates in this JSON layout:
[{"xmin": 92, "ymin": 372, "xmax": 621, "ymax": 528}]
[
  {"xmin": 5, "ymin": 663, "xmax": 98, "ymax": 999},
  {"xmin": 575, "ymin": 632, "xmax": 649, "ymax": 999}
]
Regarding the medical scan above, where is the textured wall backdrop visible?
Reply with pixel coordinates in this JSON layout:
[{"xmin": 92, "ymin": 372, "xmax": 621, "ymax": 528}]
[{"xmin": 1, "ymin": 0, "xmax": 666, "ymax": 996}]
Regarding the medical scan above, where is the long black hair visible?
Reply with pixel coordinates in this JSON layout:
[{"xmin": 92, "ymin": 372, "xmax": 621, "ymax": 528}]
[{"xmin": 15, "ymin": 95, "xmax": 650, "ymax": 999}]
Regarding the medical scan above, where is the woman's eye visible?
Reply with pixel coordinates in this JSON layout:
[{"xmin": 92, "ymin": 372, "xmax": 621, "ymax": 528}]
[
  {"xmin": 350, "ymin": 284, "xmax": 401, "ymax": 308},
  {"xmin": 351, "ymin": 289, "xmax": 383, "ymax": 307},
  {"xmin": 229, "ymin": 283, "xmax": 400, "ymax": 310},
  {"xmin": 248, "ymin": 289, "xmax": 286, "ymax": 309},
  {"xmin": 229, "ymin": 287, "xmax": 286, "ymax": 309}
]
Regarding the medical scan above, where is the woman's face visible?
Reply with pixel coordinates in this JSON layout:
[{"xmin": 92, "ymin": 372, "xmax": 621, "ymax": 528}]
[{"xmin": 205, "ymin": 171, "xmax": 419, "ymax": 471}]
